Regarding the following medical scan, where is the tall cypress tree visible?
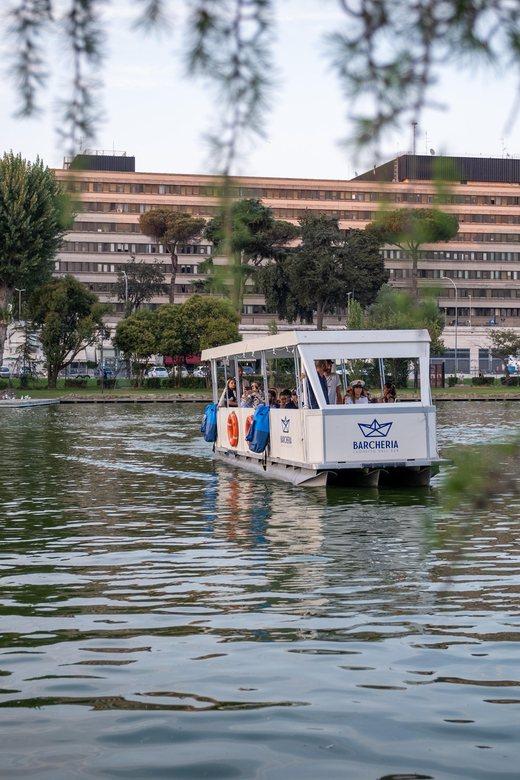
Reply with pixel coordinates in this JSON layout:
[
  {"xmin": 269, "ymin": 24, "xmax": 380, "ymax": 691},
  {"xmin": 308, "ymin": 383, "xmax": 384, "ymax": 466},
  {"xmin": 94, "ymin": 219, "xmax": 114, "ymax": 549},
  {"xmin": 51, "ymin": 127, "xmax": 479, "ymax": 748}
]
[{"xmin": 0, "ymin": 152, "xmax": 71, "ymax": 364}]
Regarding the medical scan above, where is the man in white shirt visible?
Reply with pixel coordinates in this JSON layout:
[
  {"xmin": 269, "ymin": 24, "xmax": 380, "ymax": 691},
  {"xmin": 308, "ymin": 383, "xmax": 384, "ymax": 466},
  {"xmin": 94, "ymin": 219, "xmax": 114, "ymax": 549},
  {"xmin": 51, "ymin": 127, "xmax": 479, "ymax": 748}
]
[{"xmin": 324, "ymin": 360, "xmax": 342, "ymax": 404}]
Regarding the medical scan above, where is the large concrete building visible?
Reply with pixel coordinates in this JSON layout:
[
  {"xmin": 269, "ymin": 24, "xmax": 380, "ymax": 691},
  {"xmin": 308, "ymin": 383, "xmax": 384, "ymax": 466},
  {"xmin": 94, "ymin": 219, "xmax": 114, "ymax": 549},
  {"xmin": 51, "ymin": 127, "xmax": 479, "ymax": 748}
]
[{"xmin": 54, "ymin": 151, "xmax": 520, "ymax": 375}]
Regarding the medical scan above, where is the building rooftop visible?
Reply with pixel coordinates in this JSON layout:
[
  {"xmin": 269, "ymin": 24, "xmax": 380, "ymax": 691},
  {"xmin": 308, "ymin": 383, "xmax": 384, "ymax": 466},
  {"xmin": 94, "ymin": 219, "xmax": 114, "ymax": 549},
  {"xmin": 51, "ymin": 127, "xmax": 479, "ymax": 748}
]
[
  {"xmin": 355, "ymin": 154, "xmax": 520, "ymax": 185},
  {"xmin": 64, "ymin": 151, "xmax": 135, "ymax": 173}
]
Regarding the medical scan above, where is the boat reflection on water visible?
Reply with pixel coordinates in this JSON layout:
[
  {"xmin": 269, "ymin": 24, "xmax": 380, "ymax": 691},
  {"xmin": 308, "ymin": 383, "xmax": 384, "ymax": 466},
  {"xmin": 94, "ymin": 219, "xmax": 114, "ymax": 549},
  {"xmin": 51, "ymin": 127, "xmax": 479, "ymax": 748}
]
[
  {"xmin": 206, "ymin": 461, "xmax": 437, "ymax": 551},
  {"xmin": 197, "ymin": 464, "xmax": 441, "ymax": 621}
]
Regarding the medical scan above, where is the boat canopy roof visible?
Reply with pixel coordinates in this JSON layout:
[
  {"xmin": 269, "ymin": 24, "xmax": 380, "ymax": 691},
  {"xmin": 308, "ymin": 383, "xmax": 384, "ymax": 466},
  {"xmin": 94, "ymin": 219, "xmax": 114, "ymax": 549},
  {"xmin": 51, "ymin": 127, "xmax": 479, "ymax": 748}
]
[{"xmin": 201, "ymin": 329, "xmax": 431, "ymax": 362}]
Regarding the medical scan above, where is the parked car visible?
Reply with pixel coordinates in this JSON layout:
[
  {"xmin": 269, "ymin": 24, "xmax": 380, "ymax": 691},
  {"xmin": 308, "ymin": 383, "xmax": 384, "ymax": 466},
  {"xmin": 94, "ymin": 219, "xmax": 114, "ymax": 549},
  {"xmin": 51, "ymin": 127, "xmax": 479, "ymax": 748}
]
[
  {"xmin": 241, "ymin": 365, "xmax": 256, "ymax": 375},
  {"xmin": 0, "ymin": 366, "xmax": 10, "ymax": 379},
  {"xmin": 193, "ymin": 366, "xmax": 208, "ymax": 378},
  {"xmin": 146, "ymin": 366, "xmax": 169, "ymax": 379}
]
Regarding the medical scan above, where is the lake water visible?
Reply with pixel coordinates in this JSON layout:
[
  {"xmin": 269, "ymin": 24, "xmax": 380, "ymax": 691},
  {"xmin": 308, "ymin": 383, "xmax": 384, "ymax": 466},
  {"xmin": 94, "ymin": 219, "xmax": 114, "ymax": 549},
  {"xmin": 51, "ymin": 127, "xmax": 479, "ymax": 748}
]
[{"xmin": 1, "ymin": 402, "xmax": 519, "ymax": 779}]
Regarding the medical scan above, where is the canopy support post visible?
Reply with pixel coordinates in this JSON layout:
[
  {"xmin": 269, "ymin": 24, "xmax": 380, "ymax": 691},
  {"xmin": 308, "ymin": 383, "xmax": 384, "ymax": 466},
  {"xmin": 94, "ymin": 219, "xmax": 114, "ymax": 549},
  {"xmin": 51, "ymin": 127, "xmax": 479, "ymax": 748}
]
[{"xmin": 211, "ymin": 360, "xmax": 218, "ymax": 404}]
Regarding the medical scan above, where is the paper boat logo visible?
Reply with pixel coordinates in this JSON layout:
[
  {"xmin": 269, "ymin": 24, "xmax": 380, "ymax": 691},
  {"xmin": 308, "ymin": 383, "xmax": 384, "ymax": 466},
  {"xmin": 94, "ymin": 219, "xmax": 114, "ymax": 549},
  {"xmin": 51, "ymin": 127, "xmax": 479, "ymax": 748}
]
[
  {"xmin": 281, "ymin": 417, "xmax": 290, "ymax": 434},
  {"xmin": 358, "ymin": 419, "xmax": 393, "ymax": 438}
]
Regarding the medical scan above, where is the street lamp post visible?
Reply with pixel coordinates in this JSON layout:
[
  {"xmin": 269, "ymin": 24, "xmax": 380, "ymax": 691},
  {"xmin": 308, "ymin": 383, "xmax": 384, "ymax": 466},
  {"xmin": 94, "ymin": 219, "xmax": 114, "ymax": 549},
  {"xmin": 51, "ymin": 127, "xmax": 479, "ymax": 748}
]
[{"xmin": 445, "ymin": 277, "xmax": 458, "ymax": 376}]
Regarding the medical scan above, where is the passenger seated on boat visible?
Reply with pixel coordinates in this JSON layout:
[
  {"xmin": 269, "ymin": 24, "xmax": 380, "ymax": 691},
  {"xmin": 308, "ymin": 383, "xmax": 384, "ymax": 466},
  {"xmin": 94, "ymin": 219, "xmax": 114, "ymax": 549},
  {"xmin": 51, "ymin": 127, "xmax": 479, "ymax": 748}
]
[
  {"xmin": 344, "ymin": 380, "xmax": 369, "ymax": 404},
  {"xmin": 291, "ymin": 389, "xmax": 299, "ymax": 408},
  {"xmin": 219, "ymin": 377, "xmax": 238, "ymax": 407},
  {"xmin": 240, "ymin": 388, "xmax": 253, "ymax": 407},
  {"xmin": 249, "ymin": 381, "xmax": 265, "ymax": 409},
  {"xmin": 279, "ymin": 388, "xmax": 297, "ymax": 409},
  {"xmin": 300, "ymin": 360, "xmax": 329, "ymax": 408},
  {"xmin": 378, "ymin": 382, "xmax": 397, "ymax": 403},
  {"xmin": 268, "ymin": 389, "xmax": 278, "ymax": 408}
]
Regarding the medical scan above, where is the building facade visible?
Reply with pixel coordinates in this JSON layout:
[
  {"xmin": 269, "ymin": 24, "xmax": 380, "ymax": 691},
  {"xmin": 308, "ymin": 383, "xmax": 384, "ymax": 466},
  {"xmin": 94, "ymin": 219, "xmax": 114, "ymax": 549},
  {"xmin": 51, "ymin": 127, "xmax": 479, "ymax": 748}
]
[{"xmin": 54, "ymin": 152, "xmax": 520, "ymax": 372}]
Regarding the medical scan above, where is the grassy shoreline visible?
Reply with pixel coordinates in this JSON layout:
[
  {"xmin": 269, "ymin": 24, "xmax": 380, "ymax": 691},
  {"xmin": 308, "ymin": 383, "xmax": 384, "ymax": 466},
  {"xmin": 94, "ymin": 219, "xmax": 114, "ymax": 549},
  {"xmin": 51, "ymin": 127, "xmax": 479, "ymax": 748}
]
[
  {"xmin": 1, "ymin": 378, "xmax": 211, "ymax": 399},
  {"xmin": 3, "ymin": 378, "xmax": 520, "ymax": 400}
]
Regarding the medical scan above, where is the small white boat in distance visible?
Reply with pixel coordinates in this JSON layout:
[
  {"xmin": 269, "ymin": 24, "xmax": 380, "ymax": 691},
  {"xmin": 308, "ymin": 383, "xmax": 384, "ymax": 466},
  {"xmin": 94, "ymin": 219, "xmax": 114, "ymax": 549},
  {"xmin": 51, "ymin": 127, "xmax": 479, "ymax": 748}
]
[{"xmin": 201, "ymin": 329, "xmax": 445, "ymax": 487}]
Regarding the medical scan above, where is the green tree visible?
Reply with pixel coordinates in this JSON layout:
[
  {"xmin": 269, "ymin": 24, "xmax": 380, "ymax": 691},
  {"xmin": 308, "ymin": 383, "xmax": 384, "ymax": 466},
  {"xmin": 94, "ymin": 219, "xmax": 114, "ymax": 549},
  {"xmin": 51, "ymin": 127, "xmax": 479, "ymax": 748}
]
[
  {"xmin": 139, "ymin": 209, "xmax": 205, "ymax": 304},
  {"xmin": 366, "ymin": 209, "xmax": 459, "ymax": 298},
  {"xmin": 29, "ymin": 275, "xmax": 111, "ymax": 388},
  {"xmin": 158, "ymin": 294, "xmax": 240, "ymax": 366},
  {"xmin": 111, "ymin": 256, "xmax": 168, "ymax": 314},
  {"xmin": 360, "ymin": 286, "xmax": 445, "ymax": 388},
  {"xmin": 203, "ymin": 198, "xmax": 299, "ymax": 313},
  {"xmin": 262, "ymin": 214, "xmax": 388, "ymax": 330},
  {"xmin": 346, "ymin": 299, "xmax": 365, "ymax": 331},
  {"xmin": 487, "ymin": 329, "xmax": 520, "ymax": 383},
  {"xmin": 258, "ymin": 254, "xmax": 313, "ymax": 326},
  {"xmin": 0, "ymin": 152, "xmax": 71, "ymax": 365},
  {"xmin": 366, "ymin": 285, "xmax": 446, "ymax": 355},
  {"xmin": 112, "ymin": 309, "xmax": 158, "ymax": 388}
]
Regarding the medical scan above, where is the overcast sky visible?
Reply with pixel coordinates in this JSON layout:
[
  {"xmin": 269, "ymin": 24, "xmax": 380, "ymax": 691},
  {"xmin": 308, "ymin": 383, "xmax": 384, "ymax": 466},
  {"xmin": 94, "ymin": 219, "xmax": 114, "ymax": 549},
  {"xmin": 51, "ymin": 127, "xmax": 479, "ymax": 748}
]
[{"xmin": 1, "ymin": 0, "xmax": 519, "ymax": 179}]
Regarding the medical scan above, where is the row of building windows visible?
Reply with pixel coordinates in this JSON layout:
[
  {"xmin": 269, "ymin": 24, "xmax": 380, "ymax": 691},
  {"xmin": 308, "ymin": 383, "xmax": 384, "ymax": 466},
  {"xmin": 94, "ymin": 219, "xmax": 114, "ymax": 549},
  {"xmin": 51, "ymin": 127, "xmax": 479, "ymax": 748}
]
[
  {"xmin": 391, "ymin": 267, "xmax": 520, "ymax": 283},
  {"xmin": 445, "ymin": 289, "xmax": 520, "ymax": 298},
  {"xmin": 443, "ymin": 309, "xmax": 519, "ymax": 318},
  {"xmin": 74, "ymin": 221, "xmax": 142, "ymax": 233},
  {"xmin": 56, "ymin": 261, "xmax": 201, "ymax": 274},
  {"xmin": 89, "ymin": 282, "xmax": 198, "ymax": 295},
  {"xmin": 76, "ymin": 202, "xmax": 520, "ymax": 234},
  {"xmin": 457, "ymin": 232, "xmax": 520, "ymax": 243},
  {"xmin": 62, "ymin": 239, "xmax": 520, "ymax": 267},
  {"xmin": 69, "ymin": 225, "xmax": 212, "ymax": 254},
  {"xmin": 72, "ymin": 214, "xmax": 520, "ymax": 235},
  {"xmin": 64, "ymin": 180, "xmax": 520, "ymax": 206},
  {"xmin": 458, "ymin": 213, "xmax": 520, "ymax": 224},
  {"xmin": 271, "ymin": 208, "xmax": 374, "ymax": 220},
  {"xmin": 80, "ymin": 202, "xmax": 219, "ymax": 215},
  {"xmin": 386, "ymin": 250, "xmax": 520, "ymax": 262},
  {"xmin": 113, "ymin": 301, "xmax": 272, "ymax": 314},
  {"xmin": 78, "ymin": 201, "xmax": 378, "ymax": 221},
  {"xmin": 414, "ymin": 269, "xmax": 520, "ymax": 280},
  {"xmin": 62, "ymin": 241, "xmax": 212, "ymax": 255},
  {"xmin": 392, "ymin": 277, "xmax": 520, "ymax": 297}
]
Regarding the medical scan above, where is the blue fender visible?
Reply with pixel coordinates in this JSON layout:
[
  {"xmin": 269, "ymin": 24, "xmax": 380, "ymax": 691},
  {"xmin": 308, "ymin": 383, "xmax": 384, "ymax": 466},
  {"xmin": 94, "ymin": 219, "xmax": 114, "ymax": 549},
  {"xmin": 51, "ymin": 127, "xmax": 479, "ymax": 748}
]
[
  {"xmin": 200, "ymin": 403, "xmax": 218, "ymax": 442},
  {"xmin": 245, "ymin": 404, "xmax": 270, "ymax": 453}
]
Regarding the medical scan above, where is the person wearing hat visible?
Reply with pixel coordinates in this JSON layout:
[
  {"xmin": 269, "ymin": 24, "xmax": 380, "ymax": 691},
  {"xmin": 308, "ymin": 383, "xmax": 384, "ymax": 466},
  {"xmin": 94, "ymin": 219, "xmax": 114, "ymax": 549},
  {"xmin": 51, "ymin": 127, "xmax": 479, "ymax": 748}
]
[{"xmin": 344, "ymin": 379, "xmax": 369, "ymax": 404}]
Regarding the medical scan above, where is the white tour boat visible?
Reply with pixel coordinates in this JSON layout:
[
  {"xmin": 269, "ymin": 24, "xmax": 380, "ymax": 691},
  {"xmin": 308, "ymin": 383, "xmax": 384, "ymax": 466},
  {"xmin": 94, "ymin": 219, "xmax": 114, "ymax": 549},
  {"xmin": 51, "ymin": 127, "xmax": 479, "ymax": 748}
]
[{"xmin": 201, "ymin": 329, "xmax": 445, "ymax": 487}]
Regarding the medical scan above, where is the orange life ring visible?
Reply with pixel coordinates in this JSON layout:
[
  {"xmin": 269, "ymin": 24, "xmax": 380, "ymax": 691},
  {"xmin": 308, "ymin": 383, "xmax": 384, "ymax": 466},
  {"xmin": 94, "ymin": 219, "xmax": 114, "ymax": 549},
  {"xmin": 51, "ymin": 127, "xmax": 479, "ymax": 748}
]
[
  {"xmin": 227, "ymin": 412, "xmax": 239, "ymax": 447},
  {"xmin": 245, "ymin": 414, "xmax": 254, "ymax": 447}
]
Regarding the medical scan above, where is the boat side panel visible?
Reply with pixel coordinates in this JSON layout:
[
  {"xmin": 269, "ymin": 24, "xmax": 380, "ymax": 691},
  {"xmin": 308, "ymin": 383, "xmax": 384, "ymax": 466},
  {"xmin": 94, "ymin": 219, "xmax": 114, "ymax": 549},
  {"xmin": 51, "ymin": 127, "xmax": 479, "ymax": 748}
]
[
  {"xmin": 268, "ymin": 409, "xmax": 306, "ymax": 462},
  {"xmin": 215, "ymin": 405, "xmax": 439, "ymax": 467},
  {"xmin": 216, "ymin": 407, "xmax": 256, "ymax": 455},
  {"xmin": 321, "ymin": 406, "xmax": 434, "ymax": 463},
  {"xmin": 303, "ymin": 412, "xmax": 325, "ymax": 463}
]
